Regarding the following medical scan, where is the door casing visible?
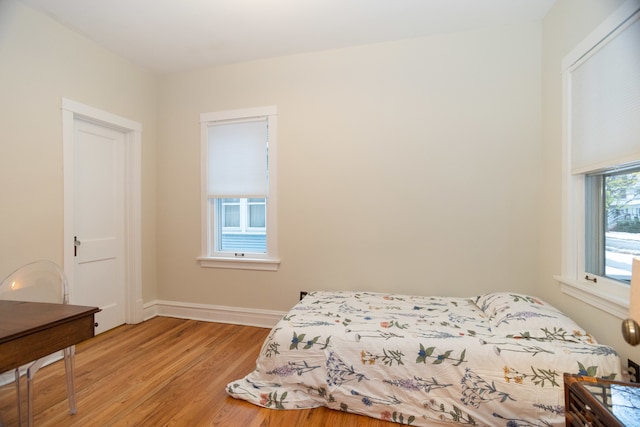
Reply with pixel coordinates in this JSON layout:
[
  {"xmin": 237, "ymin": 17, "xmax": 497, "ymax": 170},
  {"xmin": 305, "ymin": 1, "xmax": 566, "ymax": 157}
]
[{"xmin": 62, "ymin": 98, "xmax": 143, "ymax": 326}]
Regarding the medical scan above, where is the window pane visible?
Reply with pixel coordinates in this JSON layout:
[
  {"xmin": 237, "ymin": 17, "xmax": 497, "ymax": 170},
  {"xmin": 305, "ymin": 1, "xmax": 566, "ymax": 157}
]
[
  {"xmin": 223, "ymin": 205, "xmax": 240, "ymax": 227},
  {"xmin": 215, "ymin": 197, "xmax": 266, "ymax": 253},
  {"xmin": 220, "ymin": 232, "xmax": 266, "ymax": 253},
  {"xmin": 249, "ymin": 204, "xmax": 266, "ymax": 228},
  {"xmin": 604, "ymin": 169, "xmax": 640, "ymax": 282}
]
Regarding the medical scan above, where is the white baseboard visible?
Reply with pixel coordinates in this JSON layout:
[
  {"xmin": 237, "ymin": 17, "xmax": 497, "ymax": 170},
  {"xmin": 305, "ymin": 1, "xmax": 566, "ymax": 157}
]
[{"xmin": 142, "ymin": 300, "xmax": 286, "ymax": 329}]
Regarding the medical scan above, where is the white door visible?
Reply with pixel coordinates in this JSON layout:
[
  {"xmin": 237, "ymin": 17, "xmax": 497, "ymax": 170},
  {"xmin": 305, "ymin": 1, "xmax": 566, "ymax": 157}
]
[{"xmin": 73, "ymin": 118, "xmax": 126, "ymax": 334}]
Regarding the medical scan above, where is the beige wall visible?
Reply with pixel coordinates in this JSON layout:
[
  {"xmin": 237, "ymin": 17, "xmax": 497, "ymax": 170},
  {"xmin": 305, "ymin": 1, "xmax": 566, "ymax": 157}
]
[
  {"xmin": 0, "ymin": 0, "xmax": 158, "ymax": 302},
  {"xmin": 157, "ymin": 24, "xmax": 542, "ymax": 311},
  {"xmin": 539, "ymin": 0, "xmax": 640, "ymax": 363},
  {"xmin": 3, "ymin": 0, "xmax": 637, "ymax": 363}
]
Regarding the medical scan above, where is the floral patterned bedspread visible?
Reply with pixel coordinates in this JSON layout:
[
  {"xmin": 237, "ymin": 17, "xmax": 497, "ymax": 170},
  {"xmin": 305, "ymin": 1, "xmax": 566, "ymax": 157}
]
[{"xmin": 226, "ymin": 291, "xmax": 622, "ymax": 426}]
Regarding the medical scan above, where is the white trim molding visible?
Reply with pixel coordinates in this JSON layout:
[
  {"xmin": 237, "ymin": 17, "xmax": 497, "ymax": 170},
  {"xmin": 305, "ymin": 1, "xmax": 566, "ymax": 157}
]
[
  {"xmin": 556, "ymin": 275, "xmax": 629, "ymax": 320},
  {"xmin": 62, "ymin": 98, "xmax": 144, "ymax": 325},
  {"xmin": 196, "ymin": 256, "xmax": 280, "ymax": 271},
  {"xmin": 143, "ymin": 300, "xmax": 286, "ymax": 329}
]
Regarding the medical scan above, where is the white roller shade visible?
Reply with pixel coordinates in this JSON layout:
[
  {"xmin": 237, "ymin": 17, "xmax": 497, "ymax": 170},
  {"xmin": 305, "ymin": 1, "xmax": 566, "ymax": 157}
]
[
  {"xmin": 207, "ymin": 118, "xmax": 267, "ymax": 197},
  {"xmin": 570, "ymin": 10, "xmax": 640, "ymax": 174}
]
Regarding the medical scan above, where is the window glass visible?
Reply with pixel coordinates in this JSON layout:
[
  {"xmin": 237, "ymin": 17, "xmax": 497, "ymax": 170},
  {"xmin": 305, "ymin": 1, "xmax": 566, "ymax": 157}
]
[
  {"xmin": 214, "ymin": 197, "xmax": 267, "ymax": 253},
  {"xmin": 223, "ymin": 202, "xmax": 240, "ymax": 228},
  {"xmin": 586, "ymin": 167, "xmax": 640, "ymax": 282},
  {"xmin": 605, "ymin": 169, "xmax": 640, "ymax": 281},
  {"xmin": 248, "ymin": 199, "xmax": 266, "ymax": 228}
]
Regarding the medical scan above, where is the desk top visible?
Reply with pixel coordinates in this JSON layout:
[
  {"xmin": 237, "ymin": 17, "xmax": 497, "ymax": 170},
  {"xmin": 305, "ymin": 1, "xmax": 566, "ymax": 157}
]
[{"xmin": 0, "ymin": 300, "xmax": 100, "ymax": 344}]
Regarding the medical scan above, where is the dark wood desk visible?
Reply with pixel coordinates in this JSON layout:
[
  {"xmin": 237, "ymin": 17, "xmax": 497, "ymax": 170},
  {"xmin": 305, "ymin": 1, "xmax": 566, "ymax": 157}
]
[
  {"xmin": 0, "ymin": 300, "xmax": 100, "ymax": 373},
  {"xmin": 564, "ymin": 373, "xmax": 640, "ymax": 426}
]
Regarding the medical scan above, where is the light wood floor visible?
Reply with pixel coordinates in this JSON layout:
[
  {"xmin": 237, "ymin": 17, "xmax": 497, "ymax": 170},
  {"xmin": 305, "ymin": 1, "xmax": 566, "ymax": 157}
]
[{"xmin": 0, "ymin": 316, "xmax": 397, "ymax": 426}]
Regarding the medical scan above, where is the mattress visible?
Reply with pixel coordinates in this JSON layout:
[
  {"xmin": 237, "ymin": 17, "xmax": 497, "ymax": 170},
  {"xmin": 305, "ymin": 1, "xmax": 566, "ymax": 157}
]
[{"xmin": 227, "ymin": 290, "xmax": 622, "ymax": 426}]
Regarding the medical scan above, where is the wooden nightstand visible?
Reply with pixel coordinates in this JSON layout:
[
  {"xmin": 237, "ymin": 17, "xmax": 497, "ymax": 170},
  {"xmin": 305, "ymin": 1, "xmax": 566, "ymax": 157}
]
[{"xmin": 564, "ymin": 373, "xmax": 640, "ymax": 426}]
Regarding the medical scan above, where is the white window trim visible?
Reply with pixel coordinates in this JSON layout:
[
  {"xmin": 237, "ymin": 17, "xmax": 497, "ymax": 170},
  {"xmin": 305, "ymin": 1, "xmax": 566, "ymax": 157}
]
[
  {"xmin": 556, "ymin": 0, "xmax": 640, "ymax": 318},
  {"xmin": 198, "ymin": 106, "xmax": 280, "ymax": 271}
]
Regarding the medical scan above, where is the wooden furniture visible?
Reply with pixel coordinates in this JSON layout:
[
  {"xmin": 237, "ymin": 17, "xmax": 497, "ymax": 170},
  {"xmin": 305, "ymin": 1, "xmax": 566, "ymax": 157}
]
[
  {"xmin": 0, "ymin": 300, "xmax": 99, "ymax": 425},
  {"xmin": 564, "ymin": 373, "xmax": 640, "ymax": 426}
]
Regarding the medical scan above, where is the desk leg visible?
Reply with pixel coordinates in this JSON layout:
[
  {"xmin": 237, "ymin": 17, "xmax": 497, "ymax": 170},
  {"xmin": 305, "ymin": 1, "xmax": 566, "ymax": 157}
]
[{"xmin": 64, "ymin": 346, "xmax": 77, "ymax": 415}]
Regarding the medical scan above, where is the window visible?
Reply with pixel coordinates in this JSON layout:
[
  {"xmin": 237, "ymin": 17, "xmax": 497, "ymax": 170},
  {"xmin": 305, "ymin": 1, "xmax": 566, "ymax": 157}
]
[
  {"xmin": 198, "ymin": 106, "xmax": 279, "ymax": 270},
  {"xmin": 585, "ymin": 167, "xmax": 640, "ymax": 282},
  {"xmin": 217, "ymin": 198, "xmax": 266, "ymax": 252},
  {"xmin": 558, "ymin": 0, "xmax": 640, "ymax": 318}
]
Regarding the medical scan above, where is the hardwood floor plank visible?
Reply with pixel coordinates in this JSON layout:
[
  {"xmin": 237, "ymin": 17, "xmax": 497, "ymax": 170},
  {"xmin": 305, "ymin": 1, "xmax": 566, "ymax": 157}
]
[{"xmin": 0, "ymin": 317, "xmax": 396, "ymax": 426}]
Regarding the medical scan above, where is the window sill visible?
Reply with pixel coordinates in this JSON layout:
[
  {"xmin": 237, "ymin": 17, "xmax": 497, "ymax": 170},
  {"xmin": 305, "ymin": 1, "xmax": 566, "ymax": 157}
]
[
  {"xmin": 555, "ymin": 275, "xmax": 629, "ymax": 320},
  {"xmin": 197, "ymin": 256, "xmax": 280, "ymax": 271}
]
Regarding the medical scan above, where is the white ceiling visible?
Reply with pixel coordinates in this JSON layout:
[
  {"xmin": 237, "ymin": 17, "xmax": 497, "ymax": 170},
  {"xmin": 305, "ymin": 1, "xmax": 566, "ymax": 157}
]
[{"xmin": 19, "ymin": 0, "xmax": 556, "ymax": 74}]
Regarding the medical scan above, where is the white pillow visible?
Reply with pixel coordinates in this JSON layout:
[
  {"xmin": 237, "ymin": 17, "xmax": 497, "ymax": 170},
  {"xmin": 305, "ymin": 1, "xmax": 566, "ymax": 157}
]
[{"xmin": 474, "ymin": 292, "xmax": 592, "ymax": 342}]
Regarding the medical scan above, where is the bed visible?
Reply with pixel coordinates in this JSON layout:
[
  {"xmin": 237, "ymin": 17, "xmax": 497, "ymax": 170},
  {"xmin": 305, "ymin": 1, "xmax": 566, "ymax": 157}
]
[{"xmin": 227, "ymin": 290, "xmax": 622, "ymax": 426}]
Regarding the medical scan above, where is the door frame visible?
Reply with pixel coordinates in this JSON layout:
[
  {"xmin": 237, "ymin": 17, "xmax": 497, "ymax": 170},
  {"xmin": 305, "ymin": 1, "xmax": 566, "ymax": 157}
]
[{"xmin": 62, "ymin": 98, "xmax": 143, "ymax": 325}]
